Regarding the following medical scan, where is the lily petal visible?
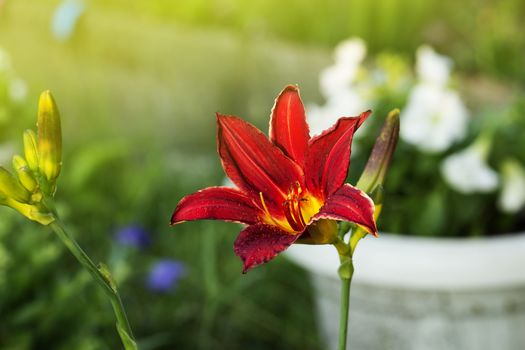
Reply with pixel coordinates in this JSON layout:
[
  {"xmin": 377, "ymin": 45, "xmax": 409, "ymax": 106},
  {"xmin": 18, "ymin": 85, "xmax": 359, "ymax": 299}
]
[
  {"xmin": 217, "ymin": 114, "xmax": 304, "ymax": 213},
  {"xmin": 305, "ymin": 111, "xmax": 371, "ymax": 198},
  {"xmin": 234, "ymin": 224, "xmax": 300, "ymax": 273},
  {"xmin": 313, "ymin": 183, "xmax": 377, "ymax": 236},
  {"xmin": 269, "ymin": 85, "xmax": 310, "ymax": 166},
  {"xmin": 171, "ymin": 186, "xmax": 260, "ymax": 225}
]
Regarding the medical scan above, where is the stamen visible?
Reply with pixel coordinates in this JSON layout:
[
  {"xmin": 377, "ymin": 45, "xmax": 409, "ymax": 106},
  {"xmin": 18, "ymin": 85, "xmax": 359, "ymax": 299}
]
[
  {"xmin": 283, "ymin": 199, "xmax": 302, "ymax": 231},
  {"xmin": 280, "ymin": 182, "xmax": 309, "ymax": 231},
  {"xmin": 295, "ymin": 197, "xmax": 307, "ymax": 227},
  {"xmin": 295, "ymin": 181, "xmax": 302, "ymax": 194},
  {"xmin": 294, "ymin": 182, "xmax": 307, "ymax": 227},
  {"xmin": 259, "ymin": 192, "xmax": 282, "ymax": 228}
]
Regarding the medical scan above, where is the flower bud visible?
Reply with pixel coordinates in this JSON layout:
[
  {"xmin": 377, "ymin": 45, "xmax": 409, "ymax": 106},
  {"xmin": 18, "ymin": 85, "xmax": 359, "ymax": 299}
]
[
  {"xmin": 356, "ymin": 109, "xmax": 400, "ymax": 193},
  {"xmin": 12, "ymin": 155, "xmax": 37, "ymax": 192},
  {"xmin": 5, "ymin": 198, "xmax": 54, "ymax": 225},
  {"xmin": 0, "ymin": 192, "xmax": 7, "ymax": 206},
  {"xmin": 23, "ymin": 129, "xmax": 39, "ymax": 172},
  {"xmin": 37, "ymin": 90, "xmax": 62, "ymax": 183},
  {"xmin": 370, "ymin": 184, "xmax": 384, "ymax": 220},
  {"xmin": 0, "ymin": 166, "xmax": 31, "ymax": 203}
]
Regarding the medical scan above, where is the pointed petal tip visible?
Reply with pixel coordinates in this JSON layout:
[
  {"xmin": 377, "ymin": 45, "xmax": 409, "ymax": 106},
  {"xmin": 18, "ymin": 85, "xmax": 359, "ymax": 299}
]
[
  {"xmin": 354, "ymin": 222, "xmax": 379, "ymax": 238},
  {"xmin": 170, "ymin": 208, "xmax": 186, "ymax": 226},
  {"xmin": 240, "ymin": 262, "xmax": 260, "ymax": 274},
  {"xmin": 270, "ymin": 84, "xmax": 310, "ymax": 165},
  {"xmin": 357, "ymin": 110, "xmax": 373, "ymax": 127},
  {"xmin": 215, "ymin": 112, "xmax": 227, "ymax": 122},
  {"xmin": 282, "ymin": 84, "xmax": 299, "ymax": 93},
  {"xmin": 234, "ymin": 224, "xmax": 299, "ymax": 273},
  {"xmin": 216, "ymin": 113, "xmax": 248, "ymax": 127},
  {"xmin": 216, "ymin": 112, "xmax": 240, "ymax": 124},
  {"xmin": 169, "ymin": 215, "xmax": 184, "ymax": 226},
  {"xmin": 239, "ymin": 258, "xmax": 261, "ymax": 274},
  {"xmin": 365, "ymin": 220, "xmax": 379, "ymax": 238},
  {"xmin": 171, "ymin": 187, "xmax": 261, "ymax": 226}
]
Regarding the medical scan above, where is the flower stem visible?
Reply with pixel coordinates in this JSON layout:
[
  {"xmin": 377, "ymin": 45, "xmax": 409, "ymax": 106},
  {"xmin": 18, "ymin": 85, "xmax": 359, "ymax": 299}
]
[
  {"xmin": 338, "ymin": 275, "xmax": 352, "ymax": 350},
  {"xmin": 337, "ymin": 244, "xmax": 354, "ymax": 350},
  {"xmin": 49, "ymin": 220, "xmax": 138, "ymax": 350}
]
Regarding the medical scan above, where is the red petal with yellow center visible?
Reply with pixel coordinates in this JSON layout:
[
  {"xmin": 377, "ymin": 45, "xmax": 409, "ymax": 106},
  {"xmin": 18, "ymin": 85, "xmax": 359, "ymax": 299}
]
[
  {"xmin": 217, "ymin": 114, "xmax": 304, "ymax": 215},
  {"xmin": 234, "ymin": 224, "xmax": 300, "ymax": 273},
  {"xmin": 305, "ymin": 111, "xmax": 371, "ymax": 199},
  {"xmin": 269, "ymin": 85, "xmax": 310, "ymax": 166},
  {"xmin": 171, "ymin": 186, "xmax": 260, "ymax": 225},
  {"xmin": 313, "ymin": 183, "xmax": 378, "ymax": 236}
]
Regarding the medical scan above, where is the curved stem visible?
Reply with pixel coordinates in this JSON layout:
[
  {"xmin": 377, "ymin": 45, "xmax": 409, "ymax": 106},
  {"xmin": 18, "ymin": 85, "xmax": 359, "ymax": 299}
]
[{"xmin": 49, "ymin": 220, "xmax": 138, "ymax": 350}]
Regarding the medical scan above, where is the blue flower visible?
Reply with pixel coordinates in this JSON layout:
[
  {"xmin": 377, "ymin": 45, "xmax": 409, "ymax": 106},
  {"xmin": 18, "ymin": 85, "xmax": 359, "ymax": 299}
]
[
  {"xmin": 114, "ymin": 225, "xmax": 151, "ymax": 249},
  {"xmin": 147, "ymin": 260, "xmax": 186, "ymax": 293}
]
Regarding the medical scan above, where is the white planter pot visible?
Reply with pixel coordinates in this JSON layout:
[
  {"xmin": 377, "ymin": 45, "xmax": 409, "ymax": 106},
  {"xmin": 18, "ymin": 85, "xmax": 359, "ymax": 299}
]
[{"xmin": 286, "ymin": 233, "xmax": 525, "ymax": 350}]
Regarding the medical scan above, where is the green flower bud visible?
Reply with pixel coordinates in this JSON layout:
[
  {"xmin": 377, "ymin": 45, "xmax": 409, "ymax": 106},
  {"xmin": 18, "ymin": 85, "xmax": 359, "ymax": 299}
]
[
  {"xmin": 356, "ymin": 109, "xmax": 400, "ymax": 193},
  {"xmin": 0, "ymin": 192, "xmax": 7, "ymax": 206},
  {"xmin": 23, "ymin": 129, "xmax": 39, "ymax": 172},
  {"xmin": 0, "ymin": 167, "xmax": 31, "ymax": 203},
  {"xmin": 5, "ymin": 198, "xmax": 54, "ymax": 225},
  {"xmin": 37, "ymin": 90, "xmax": 62, "ymax": 183},
  {"xmin": 12, "ymin": 155, "xmax": 37, "ymax": 192},
  {"xmin": 369, "ymin": 184, "xmax": 384, "ymax": 220}
]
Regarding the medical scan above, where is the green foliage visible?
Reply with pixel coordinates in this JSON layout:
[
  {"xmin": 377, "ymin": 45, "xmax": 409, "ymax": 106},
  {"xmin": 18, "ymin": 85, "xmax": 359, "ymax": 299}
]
[
  {"xmin": 0, "ymin": 141, "xmax": 323, "ymax": 349},
  {"xmin": 351, "ymin": 90, "xmax": 525, "ymax": 237},
  {"xmin": 101, "ymin": 0, "xmax": 525, "ymax": 84},
  {"xmin": 0, "ymin": 0, "xmax": 524, "ymax": 347}
]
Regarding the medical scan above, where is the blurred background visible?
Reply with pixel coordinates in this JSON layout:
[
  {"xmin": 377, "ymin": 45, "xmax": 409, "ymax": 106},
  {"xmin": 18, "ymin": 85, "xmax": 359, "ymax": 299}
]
[{"xmin": 0, "ymin": 0, "xmax": 524, "ymax": 349}]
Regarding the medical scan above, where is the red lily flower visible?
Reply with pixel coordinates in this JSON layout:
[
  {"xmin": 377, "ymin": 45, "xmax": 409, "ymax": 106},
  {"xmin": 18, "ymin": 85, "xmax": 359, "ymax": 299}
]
[{"xmin": 171, "ymin": 85, "xmax": 377, "ymax": 272}]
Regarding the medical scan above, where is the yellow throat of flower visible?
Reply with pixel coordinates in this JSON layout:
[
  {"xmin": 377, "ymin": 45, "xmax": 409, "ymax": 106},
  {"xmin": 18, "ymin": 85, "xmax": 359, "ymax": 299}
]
[{"xmin": 259, "ymin": 182, "xmax": 323, "ymax": 234}]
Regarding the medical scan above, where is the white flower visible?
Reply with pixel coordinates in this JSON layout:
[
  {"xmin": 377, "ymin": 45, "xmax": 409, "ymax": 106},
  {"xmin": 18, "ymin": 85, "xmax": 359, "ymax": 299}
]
[
  {"xmin": 441, "ymin": 138, "xmax": 499, "ymax": 194},
  {"xmin": 309, "ymin": 37, "xmax": 370, "ymax": 138},
  {"xmin": 400, "ymin": 45, "xmax": 468, "ymax": 153},
  {"xmin": 400, "ymin": 84, "xmax": 469, "ymax": 153},
  {"xmin": 319, "ymin": 38, "xmax": 366, "ymax": 99},
  {"xmin": 416, "ymin": 45, "xmax": 452, "ymax": 87},
  {"xmin": 334, "ymin": 38, "xmax": 367, "ymax": 65},
  {"xmin": 319, "ymin": 64, "xmax": 358, "ymax": 99},
  {"xmin": 498, "ymin": 160, "xmax": 525, "ymax": 213},
  {"xmin": 306, "ymin": 89, "xmax": 367, "ymax": 136}
]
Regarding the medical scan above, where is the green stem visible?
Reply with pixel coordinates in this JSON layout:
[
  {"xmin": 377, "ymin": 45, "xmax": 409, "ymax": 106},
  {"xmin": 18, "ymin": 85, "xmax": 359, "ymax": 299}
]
[
  {"xmin": 336, "ymin": 239, "xmax": 354, "ymax": 350},
  {"xmin": 338, "ymin": 275, "xmax": 352, "ymax": 350},
  {"xmin": 49, "ymin": 220, "xmax": 138, "ymax": 350}
]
